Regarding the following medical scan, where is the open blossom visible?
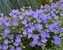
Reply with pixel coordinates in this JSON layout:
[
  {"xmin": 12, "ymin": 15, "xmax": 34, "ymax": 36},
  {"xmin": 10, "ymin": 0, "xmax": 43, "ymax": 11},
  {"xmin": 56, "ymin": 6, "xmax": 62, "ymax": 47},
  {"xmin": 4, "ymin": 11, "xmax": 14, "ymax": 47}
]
[
  {"xmin": 9, "ymin": 34, "xmax": 14, "ymax": 39},
  {"xmin": 16, "ymin": 34, "xmax": 21, "ymax": 38},
  {"xmin": 16, "ymin": 47, "xmax": 22, "ymax": 50},
  {"xmin": 4, "ymin": 21, "xmax": 10, "ymax": 26},
  {"xmin": 1, "ymin": 44, "xmax": 8, "ymax": 50},
  {"xmin": 0, "ymin": 21, "xmax": 2, "ymax": 26},
  {"xmin": 19, "ymin": 15, "xmax": 24, "ymax": 20},
  {"xmin": 4, "ymin": 28, "xmax": 10, "ymax": 34},
  {"xmin": 13, "ymin": 42, "xmax": 19, "ymax": 46},
  {"xmin": 32, "ymin": 34, "xmax": 39, "ymax": 40},
  {"xmin": 53, "ymin": 36, "xmax": 61, "ymax": 45},
  {"xmin": 9, "ymin": 9, "xmax": 20, "ymax": 17},
  {"xmin": 41, "ymin": 30, "xmax": 48, "ymax": 38},
  {"xmin": 4, "ymin": 39, "xmax": 9, "ymax": 44},
  {"xmin": 2, "ymin": 28, "xmax": 10, "ymax": 37},
  {"xmin": 15, "ymin": 38, "xmax": 21, "ymax": 43},
  {"xmin": 12, "ymin": 20, "xmax": 19, "ymax": 26},
  {"xmin": 37, "ymin": 40, "xmax": 42, "ymax": 46},
  {"xmin": 10, "ymin": 47, "xmax": 15, "ymax": 50},
  {"xmin": 2, "ymin": 32, "xmax": 8, "ymax": 37},
  {"xmin": 41, "ymin": 38, "xmax": 47, "ymax": 43},
  {"xmin": 30, "ymin": 41, "xmax": 36, "ymax": 47}
]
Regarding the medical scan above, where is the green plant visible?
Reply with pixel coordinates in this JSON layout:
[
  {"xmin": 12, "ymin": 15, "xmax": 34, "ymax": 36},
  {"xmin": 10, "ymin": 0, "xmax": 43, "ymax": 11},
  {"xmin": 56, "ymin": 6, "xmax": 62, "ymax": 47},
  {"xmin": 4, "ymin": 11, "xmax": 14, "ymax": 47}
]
[{"xmin": 0, "ymin": 0, "xmax": 57, "ymax": 15}]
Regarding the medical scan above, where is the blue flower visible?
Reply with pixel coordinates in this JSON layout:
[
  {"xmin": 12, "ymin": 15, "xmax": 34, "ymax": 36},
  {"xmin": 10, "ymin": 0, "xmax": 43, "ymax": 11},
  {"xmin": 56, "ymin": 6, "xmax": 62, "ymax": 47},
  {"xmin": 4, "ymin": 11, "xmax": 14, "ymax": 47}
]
[
  {"xmin": 60, "ymin": 0, "xmax": 63, "ymax": 2},
  {"xmin": 16, "ymin": 34, "xmax": 21, "ymax": 39},
  {"xmin": 41, "ymin": 38, "xmax": 47, "ymax": 43},
  {"xmin": 12, "ymin": 20, "xmax": 19, "ymax": 26},
  {"xmin": 28, "ymin": 33, "xmax": 33, "ymax": 38},
  {"xmin": 4, "ymin": 28, "xmax": 10, "ymax": 34},
  {"xmin": 25, "ymin": 10, "xmax": 34, "ymax": 16},
  {"xmin": 32, "ymin": 12, "xmax": 38, "ymax": 18},
  {"xmin": 15, "ymin": 38, "xmax": 21, "ymax": 43},
  {"xmin": 34, "ymin": 23, "xmax": 43, "ymax": 31},
  {"xmin": 30, "ymin": 41, "xmax": 36, "ymax": 47},
  {"xmin": 9, "ymin": 34, "xmax": 14, "ymax": 40},
  {"xmin": 9, "ymin": 9, "xmax": 20, "ymax": 17},
  {"xmin": 16, "ymin": 46, "xmax": 22, "ymax": 50},
  {"xmin": 4, "ymin": 21, "xmax": 10, "ymax": 26},
  {"xmin": 37, "ymin": 40, "xmax": 42, "ymax": 46},
  {"xmin": 60, "ymin": 4, "xmax": 63, "ymax": 10},
  {"xmin": 22, "ymin": 19, "xmax": 27, "ymax": 25},
  {"xmin": 2, "ymin": 28, "xmax": 10, "ymax": 37},
  {"xmin": 2, "ymin": 44, "xmax": 8, "ymax": 50},
  {"xmin": 4, "ymin": 39, "xmax": 9, "ymax": 44},
  {"xmin": 41, "ymin": 30, "xmax": 47, "ymax": 38},
  {"xmin": 32, "ymin": 34, "xmax": 39, "ymax": 40},
  {"xmin": 19, "ymin": 15, "xmax": 24, "ymax": 20},
  {"xmin": 53, "ymin": 36, "xmax": 61, "ymax": 45},
  {"xmin": 13, "ymin": 42, "xmax": 19, "ymax": 46},
  {"xmin": 10, "ymin": 47, "xmax": 14, "ymax": 50},
  {"xmin": 0, "ymin": 21, "xmax": 2, "ymax": 26},
  {"xmin": 2, "ymin": 32, "xmax": 7, "ymax": 37}
]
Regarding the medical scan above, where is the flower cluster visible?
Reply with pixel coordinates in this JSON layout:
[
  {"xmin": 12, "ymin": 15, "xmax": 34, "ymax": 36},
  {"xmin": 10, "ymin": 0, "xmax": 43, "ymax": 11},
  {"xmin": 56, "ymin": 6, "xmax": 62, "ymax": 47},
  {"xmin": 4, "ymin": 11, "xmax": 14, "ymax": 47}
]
[{"xmin": 0, "ymin": 0, "xmax": 63, "ymax": 50}]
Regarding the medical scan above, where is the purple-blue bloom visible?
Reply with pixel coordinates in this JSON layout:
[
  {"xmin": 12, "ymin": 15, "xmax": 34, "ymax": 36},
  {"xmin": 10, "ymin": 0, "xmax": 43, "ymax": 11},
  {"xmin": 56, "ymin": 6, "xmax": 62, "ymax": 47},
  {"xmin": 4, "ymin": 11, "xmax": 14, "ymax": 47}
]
[
  {"xmin": 32, "ymin": 34, "xmax": 39, "ymax": 40},
  {"xmin": 53, "ymin": 36, "xmax": 61, "ymax": 45},
  {"xmin": 2, "ymin": 32, "xmax": 8, "ymax": 37},
  {"xmin": 30, "ymin": 41, "xmax": 36, "ymax": 47},
  {"xmin": 19, "ymin": 15, "xmax": 24, "ymax": 20},
  {"xmin": 9, "ymin": 34, "xmax": 14, "ymax": 39},
  {"xmin": 37, "ymin": 40, "xmax": 42, "ymax": 46},
  {"xmin": 22, "ymin": 19, "xmax": 27, "ymax": 25},
  {"xmin": 15, "ymin": 38, "xmax": 21, "ymax": 43},
  {"xmin": 16, "ymin": 46, "xmax": 22, "ymax": 50},
  {"xmin": 41, "ymin": 38, "xmax": 47, "ymax": 43},
  {"xmin": 9, "ymin": 9, "xmax": 20, "ymax": 17},
  {"xmin": 34, "ymin": 23, "xmax": 43, "ymax": 31},
  {"xmin": 12, "ymin": 20, "xmax": 19, "ymax": 26},
  {"xmin": 2, "ymin": 28, "xmax": 10, "ymax": 37},
  {"xmin": 2, "ymin": 44, "xmax": 8, "ymax": 50},
  {"xmin": 4, "ymin": 21, "xmax": 10, "ymax": 26},
  {"xmin": 4, "ymin": 39, "xmax": 9, "ymax": 44},
  {"xmin": 13, "ymin": 42, "xmax": 19, "ymax": 46},
  {"xmin": 41, "ymin": 30, "xmax": 48, "ymax": 38},
  {"xmin": 4, "ymin": 28, "xmax": 10, "ymax": 34},
  {"xmin": 0, "ymin": 21, "xmax": 2, "ymax": 26},
  {"xmin": 0, "ymin": 1, "xmax": 63, "ymax": 49},
  {"xmin": 32, "ymin": 12, "xmax": 38, "ymax": 18},
  {"xmin": 16, "ymin": 34, "xmax": 21, "ymax": 39},
  {"xmin": 10, "ymin": 47, "xmax": 15, "ymax": 50}
]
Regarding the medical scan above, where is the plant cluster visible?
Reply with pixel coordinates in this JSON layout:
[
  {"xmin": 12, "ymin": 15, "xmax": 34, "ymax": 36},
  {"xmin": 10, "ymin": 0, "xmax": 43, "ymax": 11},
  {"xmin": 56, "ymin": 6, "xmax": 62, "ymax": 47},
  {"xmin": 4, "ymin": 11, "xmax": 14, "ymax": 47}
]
[{"xmin": 0, "ymin": 0, "xmax": 63, "ymax": 50}]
